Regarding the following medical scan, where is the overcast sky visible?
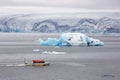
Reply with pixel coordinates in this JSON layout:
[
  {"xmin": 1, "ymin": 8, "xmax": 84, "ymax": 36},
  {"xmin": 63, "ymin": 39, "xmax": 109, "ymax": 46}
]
[
  {"xmin": 0, "ymin": 0, "xmax": 120, "ymax": 14},
  {"xmin": 0, "ymin": 0, "xmax": 120, "ymax": 9}
]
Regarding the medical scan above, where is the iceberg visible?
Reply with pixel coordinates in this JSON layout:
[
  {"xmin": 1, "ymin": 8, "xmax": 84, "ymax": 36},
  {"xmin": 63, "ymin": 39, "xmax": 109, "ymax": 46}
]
[{"xmin": 39, "ymin": 33, "xmax": 104, "ymax": 47}]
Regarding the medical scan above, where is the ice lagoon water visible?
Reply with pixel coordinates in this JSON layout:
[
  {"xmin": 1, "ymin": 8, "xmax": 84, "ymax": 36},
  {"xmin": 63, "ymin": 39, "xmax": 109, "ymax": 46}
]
[{"xmin": 0, "ymin": 33, "xmax": 120, "ymax": 80}]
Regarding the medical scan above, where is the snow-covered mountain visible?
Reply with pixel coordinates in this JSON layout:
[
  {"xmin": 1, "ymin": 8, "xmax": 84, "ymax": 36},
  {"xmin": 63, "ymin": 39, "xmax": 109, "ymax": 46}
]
[{"xmin": 0, "ymin": 14, "xmax": 120, "ymax": 34}]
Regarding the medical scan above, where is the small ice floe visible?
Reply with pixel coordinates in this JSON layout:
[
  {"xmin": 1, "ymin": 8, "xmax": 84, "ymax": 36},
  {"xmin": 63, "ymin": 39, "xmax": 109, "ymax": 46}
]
[
  {"xmin": 33, "ymin": 49, "xmax": 40, "ymax": 52},
  {"xmin": 33, "ymin": 49, "xmax": 66, "ymax": 55},
  {"xmin": 33, "ymin": 49, "xmax": 44, "ymax": 52},
  {"xmin": 54, "ymin": 46, "xmax": 61, "ymax": 48},
  {"xmin": 42, "ymin": 51, "xmax": 67, "ymax": 55}
]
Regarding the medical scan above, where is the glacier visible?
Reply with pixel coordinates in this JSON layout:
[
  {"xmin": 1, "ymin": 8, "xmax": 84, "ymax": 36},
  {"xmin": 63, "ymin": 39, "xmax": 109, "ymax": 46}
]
[
  {"xmin": 0, "ymin": 14, "xmax": 120, "ymax": 33},
  {"xmin": 39, "ymin": 33, "xmax": 104, "ymax": 47}
]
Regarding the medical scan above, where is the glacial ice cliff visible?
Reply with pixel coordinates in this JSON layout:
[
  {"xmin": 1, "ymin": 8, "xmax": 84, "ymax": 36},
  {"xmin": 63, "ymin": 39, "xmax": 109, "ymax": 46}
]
[{"xmin": 0, "ymin": 14, "xmax": 120, "ymax": 33}]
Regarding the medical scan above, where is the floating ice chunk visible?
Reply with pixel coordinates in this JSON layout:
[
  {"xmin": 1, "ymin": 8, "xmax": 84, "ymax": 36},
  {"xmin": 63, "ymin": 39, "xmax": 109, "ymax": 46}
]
[
  {"xmin": 39, "ymin": 33, "xmax": 104, "ymax": 47},
  {"xmin": 33, "ymin": 49, "xmax": 44, "ymax": 52},
  {"xmin": 42, "ymin": 51, "xmax": 67, "ymax": 55},
  {"xmin": 33, "ymin": 49, "xmax": 40, "ymax": 52},
  {"xmin": 50, "ymin": 51, "xmax": 67, "ymax": 54},
  {"xmin": 54, "ymin": 46, "xmax": 61, "ymax": 48}
]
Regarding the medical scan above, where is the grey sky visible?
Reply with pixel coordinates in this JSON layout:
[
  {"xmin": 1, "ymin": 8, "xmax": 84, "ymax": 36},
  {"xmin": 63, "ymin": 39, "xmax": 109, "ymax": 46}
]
[{"xmin": 0, "ymin": 0, "xmax": 120, "ymax": 10}]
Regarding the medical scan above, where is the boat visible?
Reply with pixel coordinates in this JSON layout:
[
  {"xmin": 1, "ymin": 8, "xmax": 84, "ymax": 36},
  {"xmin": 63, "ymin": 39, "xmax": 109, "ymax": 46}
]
[{"xmin": 24, "ymin": 59, "xmax": 50, "ymax": 67}]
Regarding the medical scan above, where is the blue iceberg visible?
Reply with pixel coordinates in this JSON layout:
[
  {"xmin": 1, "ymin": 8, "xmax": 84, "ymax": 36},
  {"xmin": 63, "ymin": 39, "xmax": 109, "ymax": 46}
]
[{"xmin": 39, "ymin": 33, "xmax": 104, "ymax": 47}]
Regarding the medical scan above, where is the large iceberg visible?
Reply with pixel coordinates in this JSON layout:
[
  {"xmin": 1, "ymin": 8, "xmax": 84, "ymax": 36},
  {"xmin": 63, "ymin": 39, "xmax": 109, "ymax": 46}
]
[{"xmin": 39, "ymin": 33, "xmax": 104, "ymax": 47}]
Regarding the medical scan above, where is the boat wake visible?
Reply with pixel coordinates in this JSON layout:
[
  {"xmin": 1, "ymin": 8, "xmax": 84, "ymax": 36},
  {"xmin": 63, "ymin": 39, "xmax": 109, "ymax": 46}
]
[{"xmin": 0, "ymin": 63, "xmax": 25, "ymax": 67}]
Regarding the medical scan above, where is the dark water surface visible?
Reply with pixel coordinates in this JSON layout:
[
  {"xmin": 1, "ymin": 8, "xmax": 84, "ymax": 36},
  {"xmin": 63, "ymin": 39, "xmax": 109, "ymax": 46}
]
[{"xmin": 0, "ymin": 33, "xmax": 120, "ymax": 80}]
